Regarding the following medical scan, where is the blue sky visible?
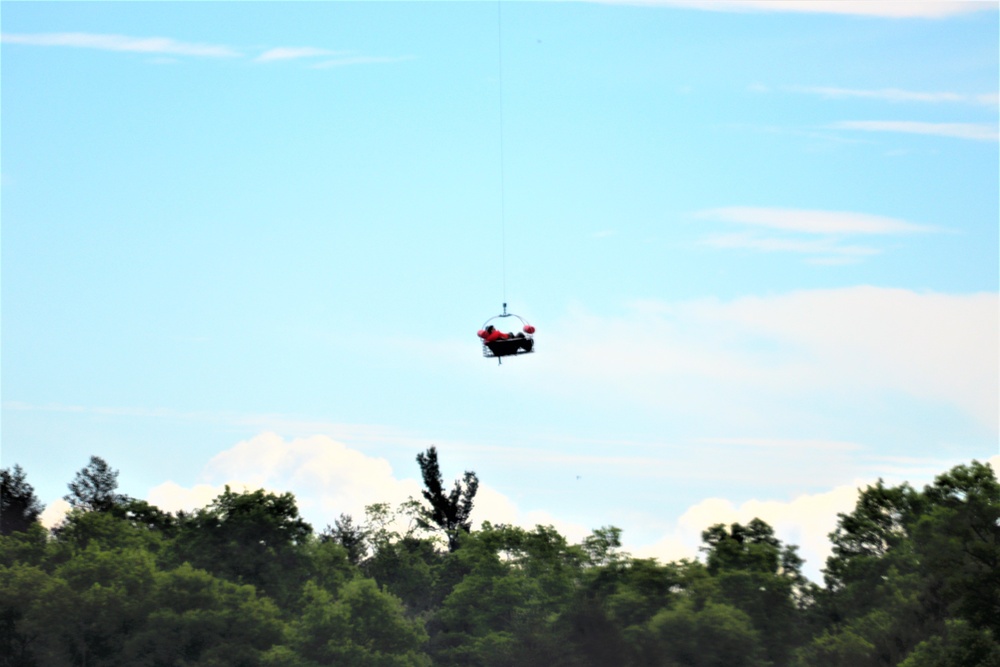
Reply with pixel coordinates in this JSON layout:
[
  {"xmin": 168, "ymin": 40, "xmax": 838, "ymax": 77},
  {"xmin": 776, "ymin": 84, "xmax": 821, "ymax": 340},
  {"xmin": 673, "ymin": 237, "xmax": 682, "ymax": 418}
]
[{"xmin": 2, "ymin": 0, "xmax": 998, "ymax": 580}]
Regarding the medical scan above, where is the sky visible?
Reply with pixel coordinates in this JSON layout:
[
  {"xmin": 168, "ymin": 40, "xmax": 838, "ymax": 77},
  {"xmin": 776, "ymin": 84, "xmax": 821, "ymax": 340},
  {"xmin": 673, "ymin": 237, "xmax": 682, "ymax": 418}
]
[{"xmin": 2, "ymin": 0, "xmax": 998, "ymax": 582}]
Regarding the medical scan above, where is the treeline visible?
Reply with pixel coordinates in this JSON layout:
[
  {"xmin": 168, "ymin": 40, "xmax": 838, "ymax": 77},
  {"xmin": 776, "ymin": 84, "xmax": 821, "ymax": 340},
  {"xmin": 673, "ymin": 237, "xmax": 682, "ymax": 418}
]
[{"xmin": 1, "ymin": 449, "xmax": 998, "ymax": 667}]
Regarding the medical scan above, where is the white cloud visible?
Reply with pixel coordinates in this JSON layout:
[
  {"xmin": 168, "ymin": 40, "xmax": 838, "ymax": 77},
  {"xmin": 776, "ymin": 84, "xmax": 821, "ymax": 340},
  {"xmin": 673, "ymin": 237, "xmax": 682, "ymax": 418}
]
[
  {"xmin": 536, "ymin": 287, "xmax": 999, "ymax": 432},
  {"xmin": 702, "ymin": 287, "xmax": 998, "ymax": 427},
  {"xmin": 0, "ymin": 32, "xmax": 240, "ymax": 57},
  {"xmin": 473, "ymin": 484, "xmax": 590, "ymax": 542},
  {"xmin": 637, "ymin": 453, "xmax": 1000, "ymax": 581},
  {"xmin": 256, "ymin": 47, "xmax": 339, "ymax": 63},
  {"xmin": 155, "ymin": 432, "xmax": 425, "ymax": 523},
  {"xmin": 695, "ymin": 437, "xmax": 862, "ymax": 452},
  {"xmin": 701, "ymin": 231, "xmax": 879, "ymax": 262},
  {"xmin": 593, "ymin": 1, "xmax": 996, "ymax": 18},
  {"xmin": 633, "ymin": 481, "xmax": 874, "ymax": 581},
  {"xmin": 796, "ymin": 86, "xmax": 998, "ymax": 106},
  {"xmin": 146, "ymin": 432, "xmax": 588, "ymax": 540},
  {"xmin": 832, "ymin": 120, "xmax": 1000, "ymax": 142},
  {"xmin": 695, "ymin": 206, "xmax": 936, "ymax": 263},
  {"xmin": 978, "ymin": 93, "xmax": 1000, "ymax": 106},
  {"xmin": 147, "ymin": 482, "xmax": 237, "ymax": 514},
  {"xmin": 40, "ymin": 499, "xmax": 72, "ymax": 530},
  {"xmin": 1, "ymin": 33, "xmax": 414, "ymax": 70},
  {"xmin": 698, "ymin": 207, "xmax": 937, "ymax": 235}
]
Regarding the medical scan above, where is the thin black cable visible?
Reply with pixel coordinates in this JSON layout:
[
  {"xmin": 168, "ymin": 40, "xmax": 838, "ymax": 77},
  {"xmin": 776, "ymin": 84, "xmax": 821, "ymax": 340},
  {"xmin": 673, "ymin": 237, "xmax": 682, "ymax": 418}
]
[{"xmin": 497, "ymin": 0, "xmax": 507, "ymax": 306}]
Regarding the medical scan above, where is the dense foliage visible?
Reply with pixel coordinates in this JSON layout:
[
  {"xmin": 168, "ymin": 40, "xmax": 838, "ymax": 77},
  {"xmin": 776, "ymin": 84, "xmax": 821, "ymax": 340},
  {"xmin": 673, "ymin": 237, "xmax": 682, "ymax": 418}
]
[{"xmin": 1, "ymin": 453, "xmax": 997, "ymax": 666}]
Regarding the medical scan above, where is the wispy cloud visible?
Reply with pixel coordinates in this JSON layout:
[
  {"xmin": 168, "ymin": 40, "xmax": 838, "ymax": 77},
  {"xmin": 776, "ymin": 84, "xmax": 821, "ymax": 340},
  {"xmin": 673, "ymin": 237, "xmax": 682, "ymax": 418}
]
[
  {"xmin": 831, "ymin": 120, "xmax": 999, "ymax": 142},
  {"xmin": 255, "ymin": 47, "xmax": 341, "ymax": 63},
  {"xmin": 0, "ymin": 400, "xmax": 436, "ymax": 450},
  {"xmin": 695, "ymin": 206, "xmax": 937, "ymax": 263},
  {"xmin": 1, "ymin": 33, "xmax": 408, "ymax": 69},
  {"xmin": 312, "ymin": 55, "xmax": 415, "ymax": 69},
  {"xmin": 0, "ymin": 32, "xmax": 241, "ymax": 57},
  {"xmin": 796, "ymin": 86, "xmax": 999, "ymax": 106},
  {"xmin": 698, "ymin": 206, "xmax": 937, "ymax": 235},
  {"xmin": 694, "ymin": 437, "xmax": 863, "ymax": 452},
  {"xmin": 588, "ymin": 0, "xmax": 996, "ymax": 18},
  {"xmin": 979, "ymin": 92, "xmax": 1000, "ymax": 107},
  {"xmin": 700, "ymin": 233, "xmax": 879, "ymax": 263}
]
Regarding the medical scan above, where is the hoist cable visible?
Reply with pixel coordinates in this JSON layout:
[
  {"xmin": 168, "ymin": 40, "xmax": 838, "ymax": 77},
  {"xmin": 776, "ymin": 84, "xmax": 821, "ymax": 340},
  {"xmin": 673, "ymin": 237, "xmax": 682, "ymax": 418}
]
[{"xmin": 497, "ymin": 0, "xmax": 507, "ymax": 306}]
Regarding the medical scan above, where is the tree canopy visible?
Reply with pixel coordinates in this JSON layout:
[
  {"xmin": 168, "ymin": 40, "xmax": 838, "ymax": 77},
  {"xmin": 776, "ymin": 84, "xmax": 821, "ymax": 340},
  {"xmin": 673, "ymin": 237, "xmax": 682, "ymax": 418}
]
[
  {"xmin": 1, "ymin": 465, "xmax": 44, "ymax": 536},
  {"xmin": 1, "ymin": 454, "xmax": 996, "ymax": 666}
]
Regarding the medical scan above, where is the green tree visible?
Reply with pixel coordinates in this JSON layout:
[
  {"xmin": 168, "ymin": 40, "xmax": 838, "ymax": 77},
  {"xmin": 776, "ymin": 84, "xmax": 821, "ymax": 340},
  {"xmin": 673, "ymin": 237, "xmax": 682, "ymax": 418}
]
[
  {"xmin": 19, "ymin": 547, "xmax": 157, "ymax": 666},
  {"xmin": 582, "ymin": 526, "xmax": 627, "ymax": 568},
  {"xmin": 0, "ymin": 522, "xmax": 49, "ymax": 569},
  {"xmin": 291, "ymin": 578, "xmax": 430, "ymax": 666},
  {"xmin": 898, "ymin": 619, "xmax": 1000, "ymax": 667},
  {"xmin": 911, "ymin": 461, "xmax": 1000, "ymax": 636},
  {"xmin": 301, "ymin": 538, "xmax": 357, "ymax": 600},
  {"xmin": 557, "ymin": 549, "xmax": 693, "ymax": 667},
  {"xmin": 0, "ymin": 563, "xmax": 52, "ymax": 667},
  {"xmin": 641, "ymin": 600, "xmax": 769, "ymax": 667},
  {"xmin": 702, "ymin": 519, "xmax": 783, "ymax": 576},
  {"xmin": 114, "ymin": 499, "xmax": 177, "ymax": 535},
  {"xmin": 53, "ymin": 505, "xmax": 166, "ymax": 558},
  {"xmin": 1, "ymin": 466, "xmax": 44, "ymax": 536},
  {"xmin": 430, "ymin": 524, "xmax": 582, "ymax": 667},
  {"xmin": 63, "ymin": 456, "xmax": 130, "ymax": 513},
  {"xmin": 700, "ymin": 519, "xmax": 813, "ymax": 666},
  {"xmin": 791, "ymin": 623, "xmax": 879, "ymax": 667},
  {"xmin": 323, "ymin": 513, "xmax": 368, "ymax": 566},
  {"xmin": 171, "ymin": 486, "xmax": 312, "ymax": 605},
  {"xmin": 802, "ymin": 462, "xmax": 1000, "ymax": 667},
  {"xmin": 415, "ymin": 447, "xmax": 478, "ymax": 552},
  {"xmin": 122, "ymin": 563, "xmax": 287, "ymax": 666},
  {"xmin": 365, "ymin": 536, "xmax": 443, "ymax": 616},
  {"xmin": 601, "ymin": 558, "xmax": 685, "ymax": 629},
  {"xmin": 823, "ymin": 480, "xmax": 921, "ymax": 613}
]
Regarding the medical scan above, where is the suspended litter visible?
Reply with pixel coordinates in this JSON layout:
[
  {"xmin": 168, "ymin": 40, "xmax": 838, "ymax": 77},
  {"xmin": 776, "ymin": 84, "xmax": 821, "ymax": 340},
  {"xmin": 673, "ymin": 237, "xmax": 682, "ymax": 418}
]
[{"xmin": 477, "ymin": 303, "xmax": 535, "ymax": 364}]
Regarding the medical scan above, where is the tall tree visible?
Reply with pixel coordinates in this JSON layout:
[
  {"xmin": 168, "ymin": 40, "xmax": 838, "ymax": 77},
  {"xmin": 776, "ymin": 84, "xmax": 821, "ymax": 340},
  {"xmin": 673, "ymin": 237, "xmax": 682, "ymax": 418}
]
[
  {"xmin": 912, "ymin": 461, "xmax": 1000, "ymax": 636},
  {"xmin": 63, "ymin": 456, "xmax": 129, "ymax": 513},
  {"xmin": 415, "ymin": 446, "xmax": 478, "ymax": 551},
  {"xmin": 1, "ymin": 465, "xmax": 44, "ymax": 535},
  {"xmin": 700, "ymin": 519, "xmax": 813, "ymax": 667}
]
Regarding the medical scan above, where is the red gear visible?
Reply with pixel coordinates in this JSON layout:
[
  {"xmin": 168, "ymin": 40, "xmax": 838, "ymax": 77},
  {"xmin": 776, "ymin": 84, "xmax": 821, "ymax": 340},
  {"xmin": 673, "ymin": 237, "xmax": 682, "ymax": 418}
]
[{"xmin": 483, "ymin": 328, "xmax": 510, "ymax": 343}]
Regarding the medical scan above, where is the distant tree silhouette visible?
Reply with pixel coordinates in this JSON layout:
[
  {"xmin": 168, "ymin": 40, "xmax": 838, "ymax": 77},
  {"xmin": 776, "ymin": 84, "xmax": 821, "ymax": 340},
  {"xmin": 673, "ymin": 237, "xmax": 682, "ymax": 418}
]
[
  {"xmin": 64, "ymin": 455, "xmax": 129, "ymax": 512},
  {"xmin": 323, "ymin": 513, "xmax": 368, "ymax": 565},
  {"xmin": 1, "ymin": 464, "xmax": 44, "ymax": 534},
  {"xmin": 415, "ymin": 446, "xmax": 478, "ymax": 551}
]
